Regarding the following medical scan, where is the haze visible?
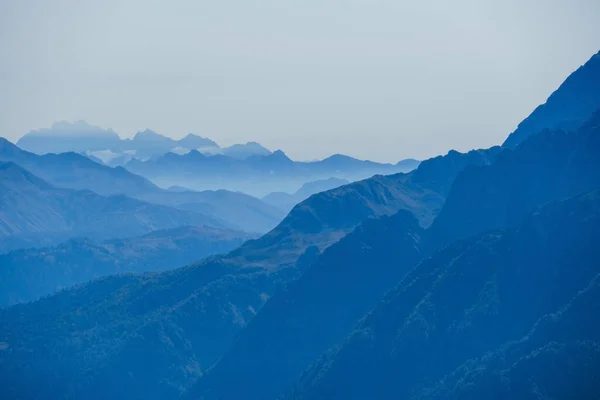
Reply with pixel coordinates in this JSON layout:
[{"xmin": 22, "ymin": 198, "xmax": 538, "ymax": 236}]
[{"xmin": 1, "ymin": 0, "xmax": 599, "ymax": 162}]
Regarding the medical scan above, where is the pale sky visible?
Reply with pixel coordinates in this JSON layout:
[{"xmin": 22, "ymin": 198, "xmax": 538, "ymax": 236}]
[{"xmin": 1, "ymin": 0, "xmax": 599, "ymax": 162}]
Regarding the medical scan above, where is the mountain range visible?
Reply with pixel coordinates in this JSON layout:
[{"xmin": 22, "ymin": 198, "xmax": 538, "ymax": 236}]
[
  {"xmin": 262, "ymin": 177, "xmax": 350, "ymax": 212},
  {"xmin": 0, "ymin": 138, "xmax": 285, "ymax": 233},
  {"xmin": 0, "ymin": 161, "xmax": 230, "ymax": 253},
  {"xmin": 0, "ymin": 226, "xmax": 253, "ymax": 306},
  {"xmin": 0, "ymin": 49, "xmax": 599, "ymax": 400},
  {"xmin": 124, "ymin": 149, "xmax": 419, "ymax": 196}
]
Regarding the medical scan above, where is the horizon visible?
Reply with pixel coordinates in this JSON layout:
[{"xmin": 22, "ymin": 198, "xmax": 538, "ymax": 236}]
[{"xmin": 1, "ymin": 1, "xmax": 599, "ymax": 163}]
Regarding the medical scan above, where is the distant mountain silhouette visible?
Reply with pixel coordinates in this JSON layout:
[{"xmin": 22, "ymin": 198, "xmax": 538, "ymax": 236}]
[
  {"xmin": 503, "ymin": 50, "xmax": 600, "ymax": 148},
  {"xmin": 263, "ymin": 177, "xmax": 350, "ymax": 212},
  {"xmin": 17, "ymin": 122, "xmax": 270, "ymax": 161},
  {"xmin": 16, "ymin": 120, "xmax": 122, "ymax": 154},
  {"xmin": 0, "ymin": 138, "xmax": 285, "ymax": 233},
  {"xmin": 125, "ymin": 148, "xmax": 420, "ymax": 196},
  {"xmin": 0, "ymin": 226, "xmax": 253, "ymax": 306},
  {"xmin": 0, "ymin": 162, "xmax": 228, "ymax": 252}
]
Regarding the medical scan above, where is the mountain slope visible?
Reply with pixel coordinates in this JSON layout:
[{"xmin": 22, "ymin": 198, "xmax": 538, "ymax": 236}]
[
  {"xmin": 0, "ymin": 226, "xmax": 253, "ymax": 306},
  {"xmin": 503, "ymin": 50, "xmax": 600, "ymax": 148},
  {"xmin": 186, "ymin": 110, "xmax": 600, "ymax": 400},
  {"xmin": 187, "ymin": 211, "xmax": 424, "ymax": 400},
  {"xmin": 0, "ymin": 138, "xmax": 285, "ymax": 233},
  {"xmin": 0, "ymin": 162, "xmax": 226, "ymax": 252},
  {"xmin": 0, "ymin": 140, "xmax": 480, "ymax": 399},
  {"xmin": 430, "ymin": 108, "xmax": 600, "ymax": 249},
  {"xmin": 124, "ymin": 149, "xmax": 419, "ymax": 196},
  {"xmin": 262, "ymin": 177, "xmax": 350, "ymax": 213},
  {"xmin": 287, "ymin": 190, "xmax": 600, "ymax": 400}
]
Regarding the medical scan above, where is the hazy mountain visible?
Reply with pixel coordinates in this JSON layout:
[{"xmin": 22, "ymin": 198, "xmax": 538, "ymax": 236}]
[
  {"xmin": 222, "ymin": 141, "xmax": 272, "ymax": 159},
  {"xmin": 177, "ymin": 133, "xmax": 218, "ymax": 150},
  {"xmin": 503, "ymin": 50, "xmax": 600, "ymax": 148},
  {"xmin": 1, "ymin": 136, "xmax": 158, "ymax": 196},
  {"xmin": 0, "ymin": 226, "xmax": 253, "ymax": 306},
  {"xmin": 262, "ymin": 177, "xmax": 350, "ymax": 212},
  {"xmin": 396, "ymin": 158, "xmax": 421, "ymax": 170},
  {"xmin": 0, "ymin": 162, "xmax": 227, "ymax": 252},
  {"xmin": 0, "ymin": 138, "xmax": 285, "ymax": 233},
  {"xmin": 125, "ymin": 149, "xmax": 420, "ymax": 196},
  {"xmin": 16, "ymin": 120, "xmax": 122, "ymax": 154},
  {"xmin": 286, "ymin": 190, "xmax": 600, "ymax": 400},
  {"xmin": 16, "ymin": 122, "xmax": 269, "ymax": 162}
]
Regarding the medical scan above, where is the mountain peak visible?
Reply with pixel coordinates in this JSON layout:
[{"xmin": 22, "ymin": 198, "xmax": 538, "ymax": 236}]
[
  {"xmin": 133, "ymin": 129, "xmax": 167, "ymax": 141},
  {"xmin": 179, "ymin": 134, "xmax": 219, "ymax": 149},
  {"xmin": 503, "ymin": 49, "xmax": 600, "ymax": 148}
]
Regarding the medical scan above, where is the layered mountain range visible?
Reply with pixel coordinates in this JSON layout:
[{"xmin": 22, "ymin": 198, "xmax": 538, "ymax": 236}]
[
  {"xmin": 0, "ymin": 139, "xmax": 284, "ymax": 234},
  {"xmin": 16, "ymin": 123, "xmax": 419, "ymax": 196},
  {"xmin": 0, "ymin": 50, "xmax": 599, "ymax": 400}
]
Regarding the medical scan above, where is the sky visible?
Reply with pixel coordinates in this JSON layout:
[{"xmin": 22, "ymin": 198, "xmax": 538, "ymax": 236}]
[{"xmin": 0, "ymin": 0, "xmax": 599, "ymax": 162}]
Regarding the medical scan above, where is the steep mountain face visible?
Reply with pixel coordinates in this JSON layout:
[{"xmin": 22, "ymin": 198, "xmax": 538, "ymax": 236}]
[
  {"xmin": 0, "ymin": 226, "xmax": 253, "ymax": 306},
  {"xmin": 287, "ymin": 190, "xmax": 600, "ymax": 400},
  {"xmin": 0, "ymin": 138, "xmax": 285, "ymax": 233},
  {"xmin": 503, "ymin": 50, "xmax": 600, "ymax": 148},
  {"xmin": 186, "ymin": 111, "xmax": 600, "ymax": 400},
  {"xmin": 263, "ymin": 177, "xmax": 350, "ymax": 213},
  {"xmin": 430, "ymin": 109, "xmax": 600, "ymax": 249},
  {"xmin": 187, "ymin": 211, "xmax": 424, "ymax": 400},
  {"xmin": 0, "ymin": 162, "xmax": 227, "ymax": 252}
]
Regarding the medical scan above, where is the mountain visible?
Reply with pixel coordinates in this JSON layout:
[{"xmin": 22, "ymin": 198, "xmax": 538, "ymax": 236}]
[
  {"xmin": 222, "ymin": 141, "xmax": 272, "ymax": 159},
  {"xmin": 0, "ymin": 162, "xmax": 227, "ymax": 252},
  {"xmin": 3, "ymin": 50, "xmax": 597, "ymax": 400},
  {"xmin": 187, "ymin": 210, "xmax": 425, "ymax": 400},
  {"xmin": 16, "ymin": 122, "xmax": 270, "ymax": 162},
  {"xmin": 186, "ymin": 110, "xmax": 600, "ymax": 400},
  {"xmin": 0, "ymin": 226, "xmax": 253, "ymax": 306},
  {"xmin": 503, "ymin": 50, "xmax": 600, "ymax": 148},
  {"xmin": 16, "ymin": 120, "xmax": 122, "ymax": 154},
  {"xmin": 430, "ymin": 108, "xmax": 600, "ymax": 249},
  {"xmin": 263, "ymin": 177, "xmax": 350, "ymax": 213},
  {"xmin": 125, "ymin": 149, "xmax": 420, "ymax": 196},
  {"xmin": 0, "ymin": 138, "xmax": 285, "ymax": 233},
  {"xmin": 396, "ymin": 158, "xmax": 421, "ymax": 170},
  {"xmin": 137, "ymin": 188, "xmax": 284, "ymax": 233},
  {"xmin": 0, "ymin": 137, "xmax": 497, "ymax": 399},
  {"xmin": 286, "ymin": 190, "xmax": 600, "ymax": 400},
  {"xmin": 1, "ymin": 136, "xmax": 158, "ymax": 196},
  {"xmin": 178, "ymin": 133, "xmax": 219, "ymax": 150}
]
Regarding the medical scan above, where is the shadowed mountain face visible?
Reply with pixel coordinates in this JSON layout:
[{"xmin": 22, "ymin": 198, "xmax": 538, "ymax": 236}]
[
  {"xmin": 0, "ymin": 226, "xmax": 254, "ymax": 306},
  {"xmin": 185, "ymin": 110, "xmax": 600, "ymax": 400},
  {"xmin": 287, "ymin": 190, "xmax": 600, "ymax": 400},
  {"xmin": 0, "ymin": 162, "xmax": 228, "ymax": 252},
  {"xmin": 503, "ymin": 50, "xmax": 600, "ymax": 148},
  {"xmin": 0, "ymin": 139, "xmax": 285, "ymax": 233}
]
